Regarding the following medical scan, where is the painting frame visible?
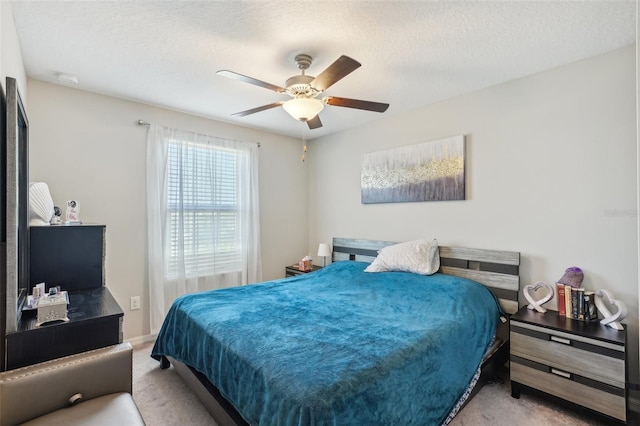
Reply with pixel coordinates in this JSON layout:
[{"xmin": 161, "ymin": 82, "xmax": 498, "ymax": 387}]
[{"xmin": 361, "ymin": 135, "xmax": 465, "ymax": 204}]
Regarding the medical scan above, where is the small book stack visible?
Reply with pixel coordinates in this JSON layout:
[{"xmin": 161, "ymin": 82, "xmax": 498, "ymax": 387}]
[{"xmin": 556, "ymin": 283, "xmax": 597, "ymax": 321}]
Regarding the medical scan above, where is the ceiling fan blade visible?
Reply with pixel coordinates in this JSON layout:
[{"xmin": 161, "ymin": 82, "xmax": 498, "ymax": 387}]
[
  {"xmin": 232, "ymin": 102, "xmax": 285, "ymax": 117},
  {"xmin": 325, "ymin": 96, "xmax": 389, "ymax": 113},
  {"xmin": 217, "ymin": 70, "xmax": 286, "ymax": 93},
  {"xmin": 310, "ymin": 56, "xmax": 361, "ymax": 91},
  {"xmin": 306, "ymin": 115, "xmax": 323, "ymax": 129}
]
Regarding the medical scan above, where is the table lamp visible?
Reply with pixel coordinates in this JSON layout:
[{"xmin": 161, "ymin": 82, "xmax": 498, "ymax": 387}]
[{"xmin": 317, "ymin": 243, "xmax": 331, "ymax": 267}]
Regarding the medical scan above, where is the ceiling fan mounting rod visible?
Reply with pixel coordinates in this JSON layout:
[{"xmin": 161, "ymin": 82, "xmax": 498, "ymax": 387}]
[{"xmin": 285, "ymin": 54, "xmax": 319, "ymax": 97}]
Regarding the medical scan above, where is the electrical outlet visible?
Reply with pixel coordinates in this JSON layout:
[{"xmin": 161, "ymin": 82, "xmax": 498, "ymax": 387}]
[{"xmin": 130, "ymin": 296, "xmax": 141, "ymax": 311}]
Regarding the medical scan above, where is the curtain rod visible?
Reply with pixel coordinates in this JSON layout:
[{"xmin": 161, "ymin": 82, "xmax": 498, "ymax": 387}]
[{"xmin": 136, "ymin": 119, "xmax": 260, "ymax": 147}]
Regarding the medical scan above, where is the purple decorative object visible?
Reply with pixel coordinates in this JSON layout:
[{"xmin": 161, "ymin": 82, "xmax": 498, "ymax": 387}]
[{"xmin": 557, "ymin": 267, "xmax": 584, "ymax": 288}]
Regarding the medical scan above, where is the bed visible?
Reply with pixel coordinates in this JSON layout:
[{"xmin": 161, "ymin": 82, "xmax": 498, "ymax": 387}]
[{"xmin": 152, "ymin": 238, "xmax": 520, "ymax": 425}]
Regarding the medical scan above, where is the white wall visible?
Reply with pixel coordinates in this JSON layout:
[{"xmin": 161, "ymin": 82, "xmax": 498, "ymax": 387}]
[
  {"xmin": 309, "ymin": 45, "xmax": 639, "ymax": 382},
  {"xmin": 1, "ymin": 2, "xmax": 27, "ymax": 102},
  {"xmin": 26, "ymin": 80, "xmax": 309, "ymax": 341}
]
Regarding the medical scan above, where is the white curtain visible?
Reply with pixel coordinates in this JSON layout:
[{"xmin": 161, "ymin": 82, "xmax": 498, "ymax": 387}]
[{"xmin": 146, "ymin": 124, "xmax": 262, "ymax": 334}]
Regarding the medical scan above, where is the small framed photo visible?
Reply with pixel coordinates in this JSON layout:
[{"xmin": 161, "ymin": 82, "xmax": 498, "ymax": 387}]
[{"xmin": 65, "ymin": 200, "xmax": 81, "ymax": 223}]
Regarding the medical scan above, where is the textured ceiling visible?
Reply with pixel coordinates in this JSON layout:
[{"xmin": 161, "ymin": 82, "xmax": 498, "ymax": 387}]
[{"xmin": 10, "ymin": 1, "xmax": 636, "ymax": 140}]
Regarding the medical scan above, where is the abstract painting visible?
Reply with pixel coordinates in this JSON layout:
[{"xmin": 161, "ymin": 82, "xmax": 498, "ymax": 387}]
[{"xmin": 361, "ymin": 135, "xmax": 465, "ymax": 204}]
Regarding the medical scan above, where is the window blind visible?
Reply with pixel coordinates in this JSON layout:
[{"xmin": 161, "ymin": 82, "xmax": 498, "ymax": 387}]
[{"xmin": 166, "ymin": 141, "xmax": 241, "ymax": 279}]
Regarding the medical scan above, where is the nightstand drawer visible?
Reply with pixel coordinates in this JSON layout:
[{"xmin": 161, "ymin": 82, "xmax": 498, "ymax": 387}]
[
  {"xmin": 510, "ymin": 329, "xmax": 625, "ymax": 388},
  {"xmin": 511, "ymin": 361, "xmax": 626, "ymax": 421}
]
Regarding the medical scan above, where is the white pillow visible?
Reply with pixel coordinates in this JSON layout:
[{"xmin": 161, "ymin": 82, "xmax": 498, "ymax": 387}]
[{"xmin": 364, "ymin": 239, "xmax": 440, "ymax": 275}]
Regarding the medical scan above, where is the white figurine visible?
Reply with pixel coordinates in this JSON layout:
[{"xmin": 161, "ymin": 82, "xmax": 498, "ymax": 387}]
[
  {"xmin": 595, "ymin": 290, "xmax": 627, "ymax": 330},
  {"xmin": 523, "ymin": 281, "xmax": 554, "ymax": 313}
]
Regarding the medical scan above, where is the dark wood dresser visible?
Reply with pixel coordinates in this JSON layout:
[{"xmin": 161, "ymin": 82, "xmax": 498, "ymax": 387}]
[
  {"xmin": 5, "ymin": 224, "xmax": 124, "ymax": 370},
  {"xmin": 6, "ymin": 286, "xmax": 123, "ymax": 369}
]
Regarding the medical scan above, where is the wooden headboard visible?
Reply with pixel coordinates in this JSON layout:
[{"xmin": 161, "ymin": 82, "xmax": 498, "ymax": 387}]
[{"xmin": 332, "ymin": 237, "xmax": 520, "ymax": 315}]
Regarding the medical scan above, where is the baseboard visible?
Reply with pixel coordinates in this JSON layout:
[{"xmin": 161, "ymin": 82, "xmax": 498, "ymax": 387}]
[{"xmin": 127, "ymin": 333, "xmax": 157, "ymax": 347}]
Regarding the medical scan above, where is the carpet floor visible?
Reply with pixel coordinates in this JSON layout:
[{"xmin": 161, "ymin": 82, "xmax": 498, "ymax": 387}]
[{"xmin": 132, "ymin": 342, "xmax": 611, "ymax": 425}]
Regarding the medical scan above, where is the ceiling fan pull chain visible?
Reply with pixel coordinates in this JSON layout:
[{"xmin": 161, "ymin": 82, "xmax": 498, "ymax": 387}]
[{"xmin": 301, "ymin": 126, "xmax": 307, "ymax": 162}]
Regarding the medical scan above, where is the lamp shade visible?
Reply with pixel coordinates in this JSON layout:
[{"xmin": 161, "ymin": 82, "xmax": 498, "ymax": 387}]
[
  {"xmin": 282, "ymin": 97, "xmax": 324, "ymax": 121},
  {"xmin": 317, "ymin": 243, "xmax": 331, "ymax": 257},
  {"xmin": 29, "ymin": 182, "xmax": 55, "ymax": 226}
]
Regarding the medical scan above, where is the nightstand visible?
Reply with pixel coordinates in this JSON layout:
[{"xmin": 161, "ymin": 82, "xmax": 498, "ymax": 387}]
[
  {"xmin": 285, "ymin": 265, "xmax": 322, "ymax": 277},
  {"xmin": 510, "ymin": 306, "xmax": 627, "ymax": 423}
]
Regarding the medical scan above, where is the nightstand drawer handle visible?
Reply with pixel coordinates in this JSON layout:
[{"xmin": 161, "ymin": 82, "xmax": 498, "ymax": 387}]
[
  {"xmin": 550, "ymin": 336, "xmax": 571, "ymax": 345},
  {"xmin": 551, "ymin": 368, "xmax": 571, "ymax": 379}
]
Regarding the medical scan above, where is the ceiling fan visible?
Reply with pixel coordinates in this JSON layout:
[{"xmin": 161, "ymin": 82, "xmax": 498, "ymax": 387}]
[{"xmin": 217, "ymin": 54, "xmax": 389, "ymax": 129}]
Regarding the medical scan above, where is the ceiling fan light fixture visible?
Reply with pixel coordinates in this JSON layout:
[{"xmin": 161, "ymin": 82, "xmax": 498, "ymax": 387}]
[
  {"xmin": 282, "ymin": 97, "xmax": 324, "ymax": 122},
  {"xmin": 219, "ymin": 54, "xmax": 387, "ymax": 130}
]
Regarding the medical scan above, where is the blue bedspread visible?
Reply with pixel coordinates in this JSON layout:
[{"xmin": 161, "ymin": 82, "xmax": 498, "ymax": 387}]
[{"xmin": 152, "ymin": 261, "xmax": 500, "ymax": 425}]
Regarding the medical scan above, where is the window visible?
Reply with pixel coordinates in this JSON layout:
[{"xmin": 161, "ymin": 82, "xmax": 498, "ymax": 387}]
[
  {"xmin": 147, "ymin": 123, "xmax": 261, "ymax": 333},
  {"xmin": 166, "ymin": 141, "xmax": 241, "ymax": 279}
]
